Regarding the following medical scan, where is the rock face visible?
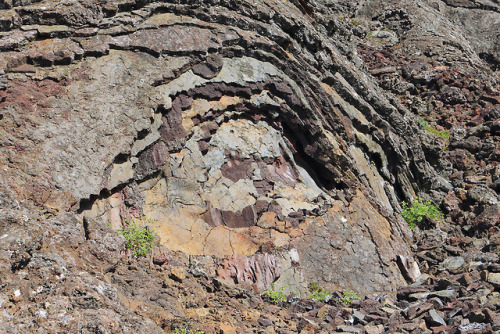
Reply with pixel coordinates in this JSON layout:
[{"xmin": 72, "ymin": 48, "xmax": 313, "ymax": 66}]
[{"xmin": 0, "ymin": 0, "xmax": 498, "ymax": 332}]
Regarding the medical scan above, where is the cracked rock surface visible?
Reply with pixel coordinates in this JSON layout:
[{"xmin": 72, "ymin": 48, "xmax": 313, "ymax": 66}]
[{"xmin": 0, "ymin": 0, "xmax": 498, "ymax": 332}]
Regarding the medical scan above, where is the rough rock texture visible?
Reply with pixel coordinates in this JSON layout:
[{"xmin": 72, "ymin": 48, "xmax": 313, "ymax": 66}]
[{"xmin": 0, "ymin": 0, "xmax": 498, "ymax": 332}]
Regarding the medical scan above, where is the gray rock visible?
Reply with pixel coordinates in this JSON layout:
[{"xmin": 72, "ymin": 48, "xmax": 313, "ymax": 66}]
[
  {"xmin": 337, "ymin": 325, "xmax": 364, "ymax": 333},
  {"xmin": 467, "ymin": 185, "xmax": 499, "ymax": 206},
  {"xmin": 428, "ymin": 309, "xmax": 446, "ymax": 326},
  {"xmin": 439, "ymin": 256, "xmax": 465, "ymax": 271},
  {"xmin": 487, "ymin": 273, "xmax": 500, "ymax": 287}
]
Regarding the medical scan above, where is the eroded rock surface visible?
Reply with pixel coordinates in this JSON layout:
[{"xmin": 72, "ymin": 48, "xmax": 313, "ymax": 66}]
[{"xmin": 0, "ymin": 0, "xmax": 498, "ymax": 332}]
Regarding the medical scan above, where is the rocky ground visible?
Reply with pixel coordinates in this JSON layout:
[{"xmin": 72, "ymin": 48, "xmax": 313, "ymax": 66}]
[{"xmin": 0, "ymin": 0, "xmax": 498, "ymax": 333}]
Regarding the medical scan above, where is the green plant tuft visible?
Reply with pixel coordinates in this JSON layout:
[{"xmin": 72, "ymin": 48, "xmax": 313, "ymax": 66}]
[
  {"xmin": 419, "ymin": 117, "xmax": 451, "ymax": 140},
  {"xmin": 307, "ymin": 282, "xmax": 332, "ymax": 302},
  {"xmin": 262, "ymin": 284, "xmax": 287, "ymax": 304},
  {"xmin": 118, "ymin": 217, "xmax": 156, "ymax": 258},
  {"xmin": 170, "ymin": 329, "xmax": 207, "ymax": 334},
  {"xmin": 338, "ymin": 290, "xmax": 362, "ymax": 305},
  {"xmin": 401, "ymin": 198, "xmax": 443, "ymax": 230}
]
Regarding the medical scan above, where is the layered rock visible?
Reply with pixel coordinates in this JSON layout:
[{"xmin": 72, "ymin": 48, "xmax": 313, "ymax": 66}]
[{"xmin": 0, "ymin": 0, "xmax": 498, "ymax": 332}]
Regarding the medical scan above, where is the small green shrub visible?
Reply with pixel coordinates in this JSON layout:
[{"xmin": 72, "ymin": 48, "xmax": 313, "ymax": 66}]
[
  {"xmin": 419, "ymin": 117, "xmax": 451, "ymax": 140},
  {"xmin": 307, "ymin": 282, "xmax": 332, "ymax": 302},
  {"xmin": 401, "ymin": 198, "xmax": 443, "ymax": 230},
  {"xmin": 262, "ymin": 284, "xmax": 287, "ymax": 304},
  {"xmin": 118, "ymin": 217, "xmax": 156, "ymax": 258},
  {"xmin": 170, "ymin": 329, "xmax": 206, "ymax": 334},
  {"xmin": 338, "ymin": 290, "xmax": 362, "ymax": 305}
]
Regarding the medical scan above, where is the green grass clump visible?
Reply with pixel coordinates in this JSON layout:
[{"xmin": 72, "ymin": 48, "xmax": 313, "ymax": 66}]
[
  {"xmin": 338, "ymin": 290, "xmax": 362, "ymax": 305},
  {"xmin": 118, "ymin": 217, "xmax": 156, "ymax": 258},
  {"xmin": 170, "ymin": 329, "xmax": 207, "ymax": 334},
  {"xmin": 307, "ymin": 282, "xmax": 332, "ymax": 302},
  {"xmin": 262, "ymin": 284, "xmax": 287, "ymax": 304},
  {"xmin": 401, "ymin": 198, "xmax": 443, "ymax": 230},
  {"xmin": 419, "ymin": 117, "xmax": 451, "ymax": 140}
]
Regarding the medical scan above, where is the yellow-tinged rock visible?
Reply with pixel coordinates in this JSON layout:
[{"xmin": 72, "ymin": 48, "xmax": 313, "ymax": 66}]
[
  {"xmin": 168, "ymin": 266, "xmax": 186, "ymax": 282},
  {"xmin": 257, "ymin": 211, "xmax": 278, "ymax": 229},
  {"xmin": 269, "ymin": 229, "xmax": 290, "ymax": 247},
  {"xmin": 317, "ymin": 305, "xmax": 330, "ymax": 320},
  {"xmin": 204, "ymin": 226, "xmax": 232, "ymax": 257},
  {"xmin": 219, "ymin": 323, "xmax": 237, "ymax": 334},
  {"xmin": 229, "ymin": 231, "xmax": 259, "ymax": 255},
  {"xmin": 185, "ymin": 307, "xmax": 210, "ymax": 318}
]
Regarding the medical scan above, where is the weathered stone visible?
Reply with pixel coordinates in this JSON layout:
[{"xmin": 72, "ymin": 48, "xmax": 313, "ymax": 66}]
[
  {"xmin": 192, "ymin": 54, "xmax": 224, "ymax": 79},
  {"xmin": 474, "ymin": 204, "xmax": 500, "ymax": 228},
  {"xmin": 487, "ymin": 273, "xmax": 500, "ymax": 287},
  {"xmin": 458, "ymin": 323, "xmax": 492, "ymax": 334},
  {"xmin": 217, "ymin": 254, "xmax": 281, "ymax": 291},
  {"xmin": 25, "ymin": 38, "xmax": 84, "ymax": 65},
  {"xmin": 439, "ymin": 256, "xmax": 465, "ymax": 272},
  {"xmin": 111, "ymin": 26, "xmax": 220, "ymax": 56},
  {"xmin": 0, "ymin": 0, "xmax": 499, "ymax": 332},
  {"xmin": 397, "ymin": 255, "xmax": 421, "ymax": 282},
  {"xmin": 428, "ymin": 309, "xmax": 446, "ymax": 326},
  {"xmin": 467, "ymin": 186, "xmax": 499, "ymax": 206}
]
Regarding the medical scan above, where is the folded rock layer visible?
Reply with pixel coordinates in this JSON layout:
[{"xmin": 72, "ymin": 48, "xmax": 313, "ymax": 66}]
[{"xmin": 0, "ymin": 0, "xmax": 498, "ymax": 332}]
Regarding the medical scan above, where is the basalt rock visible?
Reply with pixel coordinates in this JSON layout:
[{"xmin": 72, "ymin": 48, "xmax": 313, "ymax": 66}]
[{"xmin": 0, "ymin": 0, "xmax": 498, "ymax": 332}]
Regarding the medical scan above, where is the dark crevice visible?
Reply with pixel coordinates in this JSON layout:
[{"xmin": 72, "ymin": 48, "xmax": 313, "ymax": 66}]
[
  {"xmin": 479, "ymin": 52, "xmax": 499, "ymax": 71},
  {"xmin": 83, "ymin": 217, "xmax": 90, "ymax": 240},
  {"xmin": 77, "ymin": 188, "xmax": 110, "ymax": 214}
]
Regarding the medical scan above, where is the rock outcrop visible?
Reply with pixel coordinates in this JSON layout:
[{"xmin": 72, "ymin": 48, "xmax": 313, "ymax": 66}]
[{"xmin": 0, "ymin": 0, "xmax": 498, "ymax": 332}]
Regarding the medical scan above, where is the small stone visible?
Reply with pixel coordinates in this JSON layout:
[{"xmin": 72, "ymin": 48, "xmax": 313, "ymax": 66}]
[
  {"xmin": 405, "ymin": 302, "xmax": 434, "ymax": 319},
  {"xmin": 36, "ymin": 25, "xmax": 70, "ymax": 37},
  {"xmin": 317, "ymin": 305, "xmax": 330, "ymax": 320},
  {"xmin": 431, "ymin": 290, "xmax": 456, "ymax": 301},
  {"xmin": 428, "ymin": 309, "xmax": 446, "ymax": 326},
  {"xmin": 365, "ymin": 324, "xmax": 384, "ymax": 334},
  {"xmin": 458, "ymin": 322, "xmax": 492, "ymax": 334},
  {"xmin": 439, "ymin": 257, "xmax": 465, "ymax": 272},
  {"xmin": 153, "ymin": 254, "xmax": 168, "ymax": 266},
  {"xmin": 397, "ymin": 255, "xmax": 421, "ymax": 282},
  {"xmin": 258, "ymin": 316, "xmax": 273, "ymax": 327},
  {"xmin": 352, "ymin": 309, "xmax": 366, "ymax": 324},
  {"xmin": 337, "ymin": 325, "xmax": 363, "ymax": 333},
  {"xmin": 168, "ymin": 266, "xmax": 186, "ymax": 283},
  {"xmin": 409, "ymin": 292, "xmax": 430, "ymax": 300},
  {"xmin": 486, "ymin": 272, "xmax": 500, "ymax": 287},
  {"xmin": 431, "ymin": 325, "xmax": 454, "ymax": 334},
  {"xmin": 467, "ymin": 185, "xmax": 498, "ymax": 206}
]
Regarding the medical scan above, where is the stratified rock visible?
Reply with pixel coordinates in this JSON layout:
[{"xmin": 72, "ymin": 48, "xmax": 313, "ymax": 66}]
[
  {"xmin": 217, "ymin": 254, "xmax": 281, "ymax": 291},
  {"xmin": 0, "ymin": 0, "xmax": 498, "ymax": 332}
]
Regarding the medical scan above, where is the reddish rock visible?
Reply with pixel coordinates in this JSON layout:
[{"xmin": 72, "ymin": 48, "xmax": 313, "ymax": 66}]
[
  {"xmin": 153, "ymin": 254, "xmax": 168, "ymax": 266},
  {"xmin": 111, "ymin": 26, "xmax": 221, "ymax": 56},
  {"xmin": 217, "ymin": 254, "xmax": 281, "ymax": 291},
  {"xmin": 431, "ymin": 325, "xmax": 455, "ymax": 334},
  {"xmin": 25, "ymin": 38, "xmax": 84, "ymax": 66},
  {"xmin": 474, "ymin": 204, "xmax": 500, "ymax": 228}
]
